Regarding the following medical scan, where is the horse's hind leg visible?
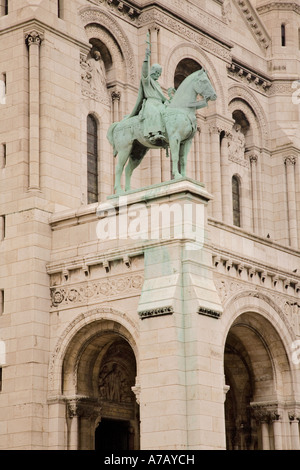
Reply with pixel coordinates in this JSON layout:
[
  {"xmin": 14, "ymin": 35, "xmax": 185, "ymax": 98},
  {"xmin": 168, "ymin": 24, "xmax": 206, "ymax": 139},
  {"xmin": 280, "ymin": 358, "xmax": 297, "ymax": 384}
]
[
  {"xmin": 125, "ymin": 149, "xmax": 148, "ymax": 191},
  {"xmin": 179, "ymin": 139, "xmax": 192, "ymax": 177},
  {"xmin": 114, "ymin": 146, "xmax": 131, "ymax": 194},
  {"xmin": 169, "ymin": 135, "xmax": 181, "ymax": 179}
]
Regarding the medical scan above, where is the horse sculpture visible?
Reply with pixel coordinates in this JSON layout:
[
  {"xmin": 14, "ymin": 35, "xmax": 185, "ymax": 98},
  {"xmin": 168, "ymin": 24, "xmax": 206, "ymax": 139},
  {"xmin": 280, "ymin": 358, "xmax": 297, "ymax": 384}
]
[{"xmin": 107, "ymin": 69, "xmax": 217, "ymax": 194}]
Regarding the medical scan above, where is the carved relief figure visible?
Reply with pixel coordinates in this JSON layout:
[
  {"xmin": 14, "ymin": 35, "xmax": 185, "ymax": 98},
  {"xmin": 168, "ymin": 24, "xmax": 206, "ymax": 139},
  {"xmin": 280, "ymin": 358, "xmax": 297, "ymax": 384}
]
[
  {"xmin": 87, "ymin": 47, "xmax": 107, "ymax": 92},
  {"xmin": 98, "ymin": 362, "xmax": 133, "ymax": 403},
  {"xmin": 229, "ymin": 123, "xmax": 245, "ymax": 161}
]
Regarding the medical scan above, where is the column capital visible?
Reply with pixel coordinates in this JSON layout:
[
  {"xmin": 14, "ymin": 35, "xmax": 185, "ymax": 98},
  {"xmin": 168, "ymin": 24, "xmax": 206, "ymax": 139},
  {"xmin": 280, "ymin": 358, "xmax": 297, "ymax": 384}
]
[
  {"xmin": 111, "ymin": 90, "xmax": 121, "ymax": 102},
  {"xmin": 284, "ymin": 155, "xmax": 297, "ymax": 166},
  {"xmin": 209, "ymin": 124, "xmax": 222, "ymax": 135},
  {"xmin": 25, "ymin": 30, "xmax": 44, "ymax": 47},
  {"xmin": 249, "ymin": 153, "xmax": 258, "ymax": 164},
  {"xmin": 66, "ymin": 397, "xmax": 101, "ymax": 420},
  {"xmin": 149, "ymin": 23, "xmax": 160, "ymax": 33}
]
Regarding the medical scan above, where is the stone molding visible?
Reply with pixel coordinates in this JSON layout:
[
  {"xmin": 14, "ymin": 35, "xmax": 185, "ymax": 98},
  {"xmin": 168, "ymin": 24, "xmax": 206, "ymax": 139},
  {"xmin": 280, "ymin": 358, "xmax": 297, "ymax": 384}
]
[
  {"xmin": 257, "ymin": 2, "xmax": 300, "ymax": 15},
  {"xmin": 88, "ymin": 0, "xmax": 140, "ymax": 21},
  {"xmin": 234, "ymin": 0, "xmax": 271, "ymax": 51},
  {"xmin": 227, "ymin": 61, "xmax": 271, "ymax": 95},
  {"xmin": 50, "ymin": 272, "xmax": 144, "ymax": 309},
  {"xmin": 137, "ymin": 7, "xmax": 232, "ymax": 63},
  {"xmin": 269, "ymin": 81, "xmax": 297, "ymax": 96},
  {"xmin": 213, "ymin": 255, "xmax": 300, "ymax": 338},
  {"xmin": 197, "ymin": 307, "xmax": 221, "ymax": 319},
  {"xmin": 138, "ymin": 306, "xmax": 174, "ymax": 320}
]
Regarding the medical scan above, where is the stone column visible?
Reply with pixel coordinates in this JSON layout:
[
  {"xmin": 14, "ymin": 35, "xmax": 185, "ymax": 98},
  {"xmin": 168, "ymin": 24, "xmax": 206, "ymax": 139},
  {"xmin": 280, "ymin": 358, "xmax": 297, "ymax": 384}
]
[
  {"xmin": 220, "ymin": 132, "xmax": 232, "ymax": 225},
  {"xmin": 67, "ymin": 400, "xmax": 79, "ymax": 450},
  {"xmin": 285, "ymin": 156, "xmax": 298, "ymax": 249},
  {"xmin": 25, "ymin": 30, "xmax": 43, "ymax": 191},
  {"xmin": 250, "ymin": 153, "xmax": 259, "ymax": 233},
  {"xmin": 261, "ymin": 421, "xmax": 270, "ymax": 450},
  {"xmin": 209, "ymin": 125, "xmax": 222, "ymax": 220},
  {"xmin": 111, "ymin": 91, "xmax": 121, "ymax": 192},
  {"xmin": 272, "ymin": 413, "xmax": 282, "ymax": 450},
  {"xmin": 252, "ymin": 407, "xmax": 271, "ymax": 450},
  {"xmin": 111, "ymin": 90, "xmax": 121, "ymax": 123},
  {"xmin": 289, "ymin": 413, "xmax": 300, "ymax": 450}
]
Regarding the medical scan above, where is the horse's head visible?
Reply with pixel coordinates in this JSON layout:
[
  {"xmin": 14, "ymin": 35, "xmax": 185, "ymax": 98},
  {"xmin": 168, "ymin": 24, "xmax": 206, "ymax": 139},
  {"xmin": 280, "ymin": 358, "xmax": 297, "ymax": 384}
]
[{"xmin": 195, "ymin": 70, "xmax": 217, "ymax": 102}]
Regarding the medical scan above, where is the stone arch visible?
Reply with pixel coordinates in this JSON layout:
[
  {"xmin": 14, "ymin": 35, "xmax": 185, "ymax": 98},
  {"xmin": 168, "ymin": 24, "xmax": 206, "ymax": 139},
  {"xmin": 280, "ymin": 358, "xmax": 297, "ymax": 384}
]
[
  {"xmin": 164, "ymin": 42, "xmax": 225, "ymax": 115},
  {"xmin": 221, "ymin": 290, "xmax": 299, "ymax": 400},
  {"xmin": 79, "ymin": 6, "xmax": 137, "ymax": 84},
  {"xmin": 48, "ymin": 306, "xmax": 139, "ymax": 398},
  {"xmin": 222, "ymin": 291, "xmax": 298, "ymax": 450},
  {"xmin": 228, "ymin": 85, "xmax": 270, "ymax": 149}
]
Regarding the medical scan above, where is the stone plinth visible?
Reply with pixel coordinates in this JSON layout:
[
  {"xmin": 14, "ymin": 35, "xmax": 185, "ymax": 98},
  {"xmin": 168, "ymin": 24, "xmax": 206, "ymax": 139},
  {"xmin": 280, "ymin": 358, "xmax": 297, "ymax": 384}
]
[{"xmin": 106, "ymin": 178, "xmax": 225, "ymax": 449}]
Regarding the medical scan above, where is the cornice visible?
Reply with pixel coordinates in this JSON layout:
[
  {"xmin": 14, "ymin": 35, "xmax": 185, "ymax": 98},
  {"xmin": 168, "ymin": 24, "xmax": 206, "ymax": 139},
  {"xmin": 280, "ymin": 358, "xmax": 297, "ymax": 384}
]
[
  {"xmin": 137, "ymin": 7, "xmax": 232, "ymax": 63},
  {"xmin": 234, "ymin": 0, "xmax": 271, "ymax": 52},
  {"xmin": 257, "ymin": 2, "xmax": 300, "ymax": 15},
  {"xmin": 227, "ymin": 58, "xmax": 272, "ymax": 95}
]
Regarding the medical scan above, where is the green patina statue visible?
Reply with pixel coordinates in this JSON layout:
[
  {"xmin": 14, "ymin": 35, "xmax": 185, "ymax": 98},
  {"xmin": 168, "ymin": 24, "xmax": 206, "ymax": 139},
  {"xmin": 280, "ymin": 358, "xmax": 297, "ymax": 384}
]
[{"xmin": 107, "ymin": 33, "xmax": 217, "ymax": 194}]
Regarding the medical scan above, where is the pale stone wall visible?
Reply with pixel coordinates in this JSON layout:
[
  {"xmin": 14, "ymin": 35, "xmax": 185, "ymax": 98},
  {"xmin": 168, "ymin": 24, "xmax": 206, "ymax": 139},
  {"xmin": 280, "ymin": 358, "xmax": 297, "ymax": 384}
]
[{"xmin": 0, "ymin": 0, "xmax": 299, "ymax": 450}]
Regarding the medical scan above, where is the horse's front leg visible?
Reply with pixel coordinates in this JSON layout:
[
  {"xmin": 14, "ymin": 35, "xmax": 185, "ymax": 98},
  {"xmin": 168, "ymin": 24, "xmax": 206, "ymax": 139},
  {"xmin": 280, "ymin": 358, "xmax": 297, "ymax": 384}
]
[
  {"xmin": 169, "ymin": 135, "xmax": 181, "ymax": 179},
  {"xmin": 179, "ymin": 139, "xmax": 193, "ymax": 177},
  {"xmin": 125, "ymin": 149, "xmax": 148, "ymax": 191},
  {"xmin": 114, "ymin": 147, "xmax": 131, "ymax": 194}
]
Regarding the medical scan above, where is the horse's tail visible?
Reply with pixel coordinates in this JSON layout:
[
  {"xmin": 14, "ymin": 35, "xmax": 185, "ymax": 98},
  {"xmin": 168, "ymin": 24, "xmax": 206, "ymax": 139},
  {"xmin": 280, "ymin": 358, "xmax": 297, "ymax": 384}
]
[{"xmin": 107, "ymin": 122, "xmax": 119, "ymax": 157}]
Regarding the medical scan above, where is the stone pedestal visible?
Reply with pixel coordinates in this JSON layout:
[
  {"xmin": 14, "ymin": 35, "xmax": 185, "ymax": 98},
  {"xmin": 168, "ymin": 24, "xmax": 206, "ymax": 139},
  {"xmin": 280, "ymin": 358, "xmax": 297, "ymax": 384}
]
[{"xmin": 107, "ymin": 178, "xmax": 224, "ymax": 449}]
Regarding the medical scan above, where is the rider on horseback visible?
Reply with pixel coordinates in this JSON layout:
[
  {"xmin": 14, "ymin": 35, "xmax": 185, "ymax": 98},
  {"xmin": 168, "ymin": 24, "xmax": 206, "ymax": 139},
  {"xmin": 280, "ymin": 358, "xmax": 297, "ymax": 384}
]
[{"xmin": 128, "ymin": 34, "xmax": 169, "ymax": 146}]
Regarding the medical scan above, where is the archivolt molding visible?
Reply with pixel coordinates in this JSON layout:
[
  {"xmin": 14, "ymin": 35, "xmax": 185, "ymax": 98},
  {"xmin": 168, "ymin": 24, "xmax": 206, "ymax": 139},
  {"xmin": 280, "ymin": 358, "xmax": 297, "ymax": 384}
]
[
  {"xmin": 79, "ymin": 6, "xmax": 136, "ymax": 83},
  {"xmin": 164, "ymin": 42, "xmax": 226, "ymax": 115},
  {"xmin": 215, "ymin": 276, "xmax": 299, "ymax": 342},
  {"xmin": 228, "ymin": 84, "xmax": 269, "ymax": 148},
  {"xmin": 48, "ymin": 306, "xmax": 139, "ymax": 396}
]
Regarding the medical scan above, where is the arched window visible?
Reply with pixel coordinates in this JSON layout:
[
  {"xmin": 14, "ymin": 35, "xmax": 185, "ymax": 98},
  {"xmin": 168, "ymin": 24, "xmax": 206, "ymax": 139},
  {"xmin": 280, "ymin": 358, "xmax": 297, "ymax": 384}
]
[
  {"xmin": 0, "ymin": 0, "xmax": 8, "ymax": 16},
  {"xmin": 281, "ymin": 24, "xmax": 286, "ymax": 47},
  {"xmin": 174, "ymin": 58, "xmax": 202, "ymax": 90},
  {"xmin": 87, "ymin": 114, "xmax": 98, "ymax": 204},
  {"xmin": 232, "ymin": 175, "xmax": 241, "ymax": 227}
]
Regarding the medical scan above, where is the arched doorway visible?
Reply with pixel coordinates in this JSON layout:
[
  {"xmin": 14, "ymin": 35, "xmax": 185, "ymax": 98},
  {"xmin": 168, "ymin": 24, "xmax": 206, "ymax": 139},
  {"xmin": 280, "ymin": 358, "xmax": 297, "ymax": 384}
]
[
  {"xmin": 224, "ymin": 312, "xmax": 293, "ymax": 450},
  {"xmin": 62, "ymin": 322, "xmax": 140, "ymax": 450}
]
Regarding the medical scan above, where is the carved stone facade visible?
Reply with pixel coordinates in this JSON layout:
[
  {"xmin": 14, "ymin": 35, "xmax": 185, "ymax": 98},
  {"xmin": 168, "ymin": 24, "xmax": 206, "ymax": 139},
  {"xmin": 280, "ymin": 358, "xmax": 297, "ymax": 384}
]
[{"xmin": 0, "ymin": 0, "xmax": 299, "ymax": 451}]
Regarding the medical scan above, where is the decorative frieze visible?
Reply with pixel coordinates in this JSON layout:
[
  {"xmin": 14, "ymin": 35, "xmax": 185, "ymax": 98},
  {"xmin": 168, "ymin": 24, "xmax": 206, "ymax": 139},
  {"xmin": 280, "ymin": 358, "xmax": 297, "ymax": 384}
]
[
  {"xmin": 257, "ymin": 2, "xmax": 300, "ymax": 15},
  {"xmin": 137, "ymin": 8, "xmax": 232, "ymax": 63},
  {"xmin": 51, "ymin": 272, "xmax": 144, "ymax": 308}
]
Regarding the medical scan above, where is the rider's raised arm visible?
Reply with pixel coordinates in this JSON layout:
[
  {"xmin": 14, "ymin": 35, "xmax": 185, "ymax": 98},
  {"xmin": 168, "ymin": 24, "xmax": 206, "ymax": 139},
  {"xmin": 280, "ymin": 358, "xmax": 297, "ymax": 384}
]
[{"xmin": 142, "ymin": 34, "xmax": 151, "ymax": 80}]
